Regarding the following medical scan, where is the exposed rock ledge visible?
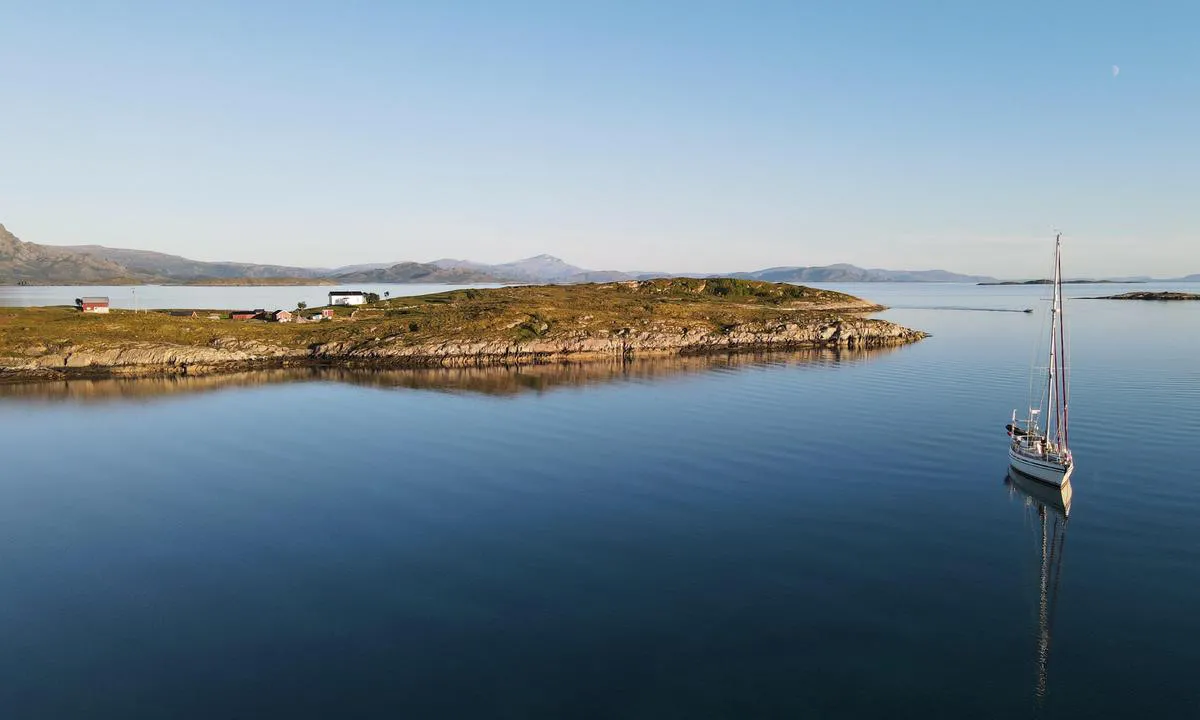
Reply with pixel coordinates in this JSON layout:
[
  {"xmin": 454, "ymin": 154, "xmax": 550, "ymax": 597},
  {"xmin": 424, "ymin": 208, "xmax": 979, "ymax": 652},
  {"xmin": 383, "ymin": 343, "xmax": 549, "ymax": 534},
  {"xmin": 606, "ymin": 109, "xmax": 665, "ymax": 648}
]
[{"xmin": 0, "ymin": 317, "xmax": 925, "ymax": 384}]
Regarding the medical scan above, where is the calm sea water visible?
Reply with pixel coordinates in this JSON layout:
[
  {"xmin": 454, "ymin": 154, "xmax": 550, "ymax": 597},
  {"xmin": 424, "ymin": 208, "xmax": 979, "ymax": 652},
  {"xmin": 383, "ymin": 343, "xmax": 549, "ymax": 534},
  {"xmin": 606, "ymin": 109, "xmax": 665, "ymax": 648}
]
[{"xmin": 2, "ymin": 284, "xmax": 1198, "ymax": 718}]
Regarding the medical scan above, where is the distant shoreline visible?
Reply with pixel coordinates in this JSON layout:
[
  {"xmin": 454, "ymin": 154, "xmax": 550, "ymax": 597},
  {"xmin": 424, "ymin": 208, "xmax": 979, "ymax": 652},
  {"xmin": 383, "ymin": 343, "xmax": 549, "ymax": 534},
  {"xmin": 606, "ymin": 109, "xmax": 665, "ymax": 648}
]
[
  {"xmin": 5, "ymin": 278, "xmax": 338, "ymax": 287},
  {"xmin": 8, "ymin": 277, "xmax": 1199, "ymax": 288},
  {"xmin": 1084, "ymin": 291, "xmax": 1200, "ymax": 301},
  {"xmin": 978, "ymin": 279, "xmax": 1137, "ymax": 286}
]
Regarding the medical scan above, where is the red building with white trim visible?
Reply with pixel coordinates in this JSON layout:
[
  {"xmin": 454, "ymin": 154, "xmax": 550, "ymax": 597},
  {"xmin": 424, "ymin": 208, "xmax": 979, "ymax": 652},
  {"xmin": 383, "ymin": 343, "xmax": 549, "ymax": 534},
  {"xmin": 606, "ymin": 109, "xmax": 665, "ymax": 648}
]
[{"xmin": 76, "ymin": 297, "xmax": 110, "ymax": 313}]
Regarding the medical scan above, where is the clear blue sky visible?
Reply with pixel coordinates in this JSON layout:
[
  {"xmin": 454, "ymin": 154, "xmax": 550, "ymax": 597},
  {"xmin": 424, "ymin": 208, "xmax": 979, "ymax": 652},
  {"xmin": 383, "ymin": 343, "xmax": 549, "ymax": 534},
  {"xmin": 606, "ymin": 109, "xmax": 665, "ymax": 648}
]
[{"xmin": 1, "ymin": 1, "xmax": 1196, "ymax": 277}]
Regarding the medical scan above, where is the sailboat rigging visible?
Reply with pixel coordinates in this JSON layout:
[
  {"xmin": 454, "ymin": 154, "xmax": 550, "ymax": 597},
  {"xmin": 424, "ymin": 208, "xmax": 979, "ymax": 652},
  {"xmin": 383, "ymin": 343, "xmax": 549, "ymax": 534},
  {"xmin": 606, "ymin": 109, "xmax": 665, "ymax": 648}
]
[{"xmin": 1006, "ymin": 233, "xmax": 1075, "ymax": 486}]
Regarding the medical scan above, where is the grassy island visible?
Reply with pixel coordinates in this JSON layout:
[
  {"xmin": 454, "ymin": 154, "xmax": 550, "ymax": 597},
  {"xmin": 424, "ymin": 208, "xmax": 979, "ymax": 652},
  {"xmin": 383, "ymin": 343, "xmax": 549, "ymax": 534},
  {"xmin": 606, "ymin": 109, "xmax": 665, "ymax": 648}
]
[{"xmin": 0, "ymin": 278, "xmax": 926, "ymax": 383}]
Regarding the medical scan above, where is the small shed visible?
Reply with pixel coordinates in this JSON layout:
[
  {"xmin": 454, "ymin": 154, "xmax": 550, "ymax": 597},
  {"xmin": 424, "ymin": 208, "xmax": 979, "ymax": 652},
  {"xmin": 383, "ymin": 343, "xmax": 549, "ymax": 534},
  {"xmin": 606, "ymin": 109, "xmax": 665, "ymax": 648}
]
[
  {"xmin": 321, "ymin": 308, "xmax": 335, "ymax": 318},
  {"xmin": 230, "ymin": 310, "xmax": 261, "ymax": 320},
  {"xmin": 329, "ymin": 291, "xmax": 367, "ymax": 306},
  {"xmin": 271, "ymin": 310, "xmax": 294, "ymax": 323},
  {"xmin": 76, "ymin": 297, "xmax": 110, "ymax": 314}
]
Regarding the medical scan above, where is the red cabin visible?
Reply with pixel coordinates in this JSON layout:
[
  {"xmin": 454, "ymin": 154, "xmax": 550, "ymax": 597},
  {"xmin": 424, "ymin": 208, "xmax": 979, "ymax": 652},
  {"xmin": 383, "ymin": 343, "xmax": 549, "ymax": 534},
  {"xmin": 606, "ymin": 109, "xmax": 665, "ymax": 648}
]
[{"xmin": 76, "ymin": 297, "xmax": 110, "ymax": 313}]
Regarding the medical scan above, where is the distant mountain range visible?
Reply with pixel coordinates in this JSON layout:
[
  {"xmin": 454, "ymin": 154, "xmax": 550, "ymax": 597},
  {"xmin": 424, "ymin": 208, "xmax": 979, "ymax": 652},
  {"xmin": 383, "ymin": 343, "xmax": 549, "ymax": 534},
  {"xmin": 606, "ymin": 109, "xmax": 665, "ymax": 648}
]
[
  {"xmin": 333, "ymin": 262, "xmax": 506, "ymax": 284},
  {"xmin": 2, "ymin": 223, "xmax": 1196, "ymax": 286},
  {"xmin": 63, "ymin": 244, "xmax": 326, "ymax": 281},
  {"xmin": 331, "ymin": 255, "xmax": 650, "ymax": 284},
  {"xmin": 730, "ymin": 264, "xmax": 997, "ymax": 283},
  {"xmin": 0, "ymin": 225, "xmax": 148, "ymax": 283}
]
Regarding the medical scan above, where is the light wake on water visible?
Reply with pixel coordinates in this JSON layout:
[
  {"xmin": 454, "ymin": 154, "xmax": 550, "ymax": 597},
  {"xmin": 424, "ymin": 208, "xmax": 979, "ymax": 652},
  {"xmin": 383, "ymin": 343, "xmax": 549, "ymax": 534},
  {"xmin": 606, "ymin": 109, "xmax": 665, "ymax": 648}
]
[{"xmin": 892, "ymin": 305, "xmax": 1035, "ymax": 313}]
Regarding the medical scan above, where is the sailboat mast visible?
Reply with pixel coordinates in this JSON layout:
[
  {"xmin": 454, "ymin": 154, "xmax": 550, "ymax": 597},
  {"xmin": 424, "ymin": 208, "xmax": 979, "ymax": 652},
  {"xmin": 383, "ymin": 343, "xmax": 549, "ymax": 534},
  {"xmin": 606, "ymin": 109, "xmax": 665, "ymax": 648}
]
[
  {"xmin": 1045, "ymin": 235, "xmax": 1060, "ymax": 440},
  {"xmin": 1056, "ymin": 238, "xmax": 1069, "ymax": 447}
]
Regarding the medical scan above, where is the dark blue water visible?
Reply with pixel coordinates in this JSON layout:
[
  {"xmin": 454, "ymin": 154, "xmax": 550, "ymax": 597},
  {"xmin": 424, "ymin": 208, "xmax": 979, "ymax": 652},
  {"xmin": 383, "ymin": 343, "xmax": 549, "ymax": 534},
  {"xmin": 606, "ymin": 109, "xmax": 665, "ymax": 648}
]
[{"xmin": 2, "ymin": 285, "xmax": 1198, "ymax": 718}]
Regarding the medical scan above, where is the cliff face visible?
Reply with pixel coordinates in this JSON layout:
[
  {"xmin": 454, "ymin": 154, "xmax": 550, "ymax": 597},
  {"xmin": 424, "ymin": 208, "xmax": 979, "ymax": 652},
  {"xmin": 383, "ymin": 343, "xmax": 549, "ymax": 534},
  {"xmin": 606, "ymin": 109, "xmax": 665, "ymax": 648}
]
[{"xmin": 1, "ymin": 317, "xmax": 924, "ymax": 383}]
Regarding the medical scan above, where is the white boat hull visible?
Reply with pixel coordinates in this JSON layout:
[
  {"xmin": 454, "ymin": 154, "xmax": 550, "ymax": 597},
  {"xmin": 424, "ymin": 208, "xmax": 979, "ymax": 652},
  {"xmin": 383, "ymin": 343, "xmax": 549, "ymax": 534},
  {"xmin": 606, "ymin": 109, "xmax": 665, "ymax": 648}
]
[{"xmin": 1009, "ymin": 447, "xmax": 1073, "ymax": 487}]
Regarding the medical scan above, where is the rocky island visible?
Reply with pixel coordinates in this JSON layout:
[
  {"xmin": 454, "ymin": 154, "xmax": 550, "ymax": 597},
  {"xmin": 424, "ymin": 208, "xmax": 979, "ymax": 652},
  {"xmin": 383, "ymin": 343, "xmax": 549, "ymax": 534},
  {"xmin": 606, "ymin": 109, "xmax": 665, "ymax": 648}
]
[
  {"xmin": 0, "ymin": 279, "xmax": 926, "ymax": 384},
  {"xmin": 1087, "ymin": 291, "xmax": 1200, "ymax": 301}
]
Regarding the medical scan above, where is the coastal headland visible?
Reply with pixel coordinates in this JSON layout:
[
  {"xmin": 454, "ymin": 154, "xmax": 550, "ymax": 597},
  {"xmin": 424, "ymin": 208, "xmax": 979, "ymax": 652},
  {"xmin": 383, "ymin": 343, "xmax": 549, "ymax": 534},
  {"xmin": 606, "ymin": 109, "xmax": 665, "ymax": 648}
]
[{"xmin": 0, "ymin": 278, "xmax": 926, "ymax": 384}]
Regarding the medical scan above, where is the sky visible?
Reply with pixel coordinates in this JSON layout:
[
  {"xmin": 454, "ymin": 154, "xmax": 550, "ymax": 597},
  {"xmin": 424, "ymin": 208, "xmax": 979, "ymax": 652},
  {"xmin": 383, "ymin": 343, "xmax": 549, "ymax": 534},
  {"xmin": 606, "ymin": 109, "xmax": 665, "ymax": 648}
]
[{"xmin": 1, "ymin": 1, "xmax": 1197, "ymax": 278}]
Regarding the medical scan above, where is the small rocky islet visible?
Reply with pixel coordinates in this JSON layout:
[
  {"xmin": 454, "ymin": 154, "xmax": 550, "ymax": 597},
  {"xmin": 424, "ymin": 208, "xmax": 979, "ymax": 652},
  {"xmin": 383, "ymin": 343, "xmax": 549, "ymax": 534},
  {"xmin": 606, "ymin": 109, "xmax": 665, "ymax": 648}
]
[
  {"xmin": 0, "ymin": 278, "xmax": 927, "ymax": 384},
  {"xmin": 1087, "ymin": 291, "xmax": 1200, "ymax": 301}
]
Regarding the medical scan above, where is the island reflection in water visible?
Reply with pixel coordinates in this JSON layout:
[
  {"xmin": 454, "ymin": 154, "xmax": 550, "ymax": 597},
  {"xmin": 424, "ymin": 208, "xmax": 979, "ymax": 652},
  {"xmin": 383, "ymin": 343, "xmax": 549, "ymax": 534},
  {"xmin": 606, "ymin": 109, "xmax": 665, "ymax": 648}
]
[
  {"xmin": 0, "ymin": 346, "xmax": 907, "ymax": 404},
  {"xmin": 1006, "ymin": 469, "xmax": 1071, "ymax": 706}
]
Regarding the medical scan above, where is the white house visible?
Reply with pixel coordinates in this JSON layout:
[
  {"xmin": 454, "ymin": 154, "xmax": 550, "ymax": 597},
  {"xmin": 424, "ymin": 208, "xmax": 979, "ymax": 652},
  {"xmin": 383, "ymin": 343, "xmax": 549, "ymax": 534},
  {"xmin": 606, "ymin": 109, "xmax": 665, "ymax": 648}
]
[{"xmin": 329, "ymin": 291, "xmax": 367, "ymax": 306}]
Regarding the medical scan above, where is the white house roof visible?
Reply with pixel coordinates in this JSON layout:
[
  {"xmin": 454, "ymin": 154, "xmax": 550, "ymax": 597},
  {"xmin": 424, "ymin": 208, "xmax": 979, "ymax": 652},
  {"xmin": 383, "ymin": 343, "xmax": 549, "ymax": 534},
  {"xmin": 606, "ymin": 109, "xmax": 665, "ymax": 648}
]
[{"xmin": 80, "ymin": 296, "xmax": 110, "ymax": 303}]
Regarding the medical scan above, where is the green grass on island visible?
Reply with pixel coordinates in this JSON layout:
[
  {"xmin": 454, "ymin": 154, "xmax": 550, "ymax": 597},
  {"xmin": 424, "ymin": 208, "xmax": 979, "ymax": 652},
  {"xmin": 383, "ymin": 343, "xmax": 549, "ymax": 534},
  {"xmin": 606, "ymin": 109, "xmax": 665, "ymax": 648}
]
[{"xmin": 0, "ymin": 278, "xmax": 889, "ymax": 360}]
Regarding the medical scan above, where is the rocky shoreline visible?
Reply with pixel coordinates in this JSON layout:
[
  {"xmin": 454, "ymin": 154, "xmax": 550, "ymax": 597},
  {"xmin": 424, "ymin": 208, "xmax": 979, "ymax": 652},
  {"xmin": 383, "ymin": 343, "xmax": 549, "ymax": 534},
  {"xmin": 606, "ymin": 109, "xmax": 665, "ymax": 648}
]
[{"xmin": 0, "ymin": 316, "xmax": 925, "ymax": 385}]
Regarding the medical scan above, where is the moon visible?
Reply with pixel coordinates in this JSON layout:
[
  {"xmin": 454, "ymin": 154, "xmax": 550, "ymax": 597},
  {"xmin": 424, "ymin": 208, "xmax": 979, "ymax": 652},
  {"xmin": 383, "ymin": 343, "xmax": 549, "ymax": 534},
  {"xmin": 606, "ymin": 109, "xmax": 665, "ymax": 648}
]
[{"xmin": 1112, "ymin": 65, "xmax": 1120, "ymax": 77}]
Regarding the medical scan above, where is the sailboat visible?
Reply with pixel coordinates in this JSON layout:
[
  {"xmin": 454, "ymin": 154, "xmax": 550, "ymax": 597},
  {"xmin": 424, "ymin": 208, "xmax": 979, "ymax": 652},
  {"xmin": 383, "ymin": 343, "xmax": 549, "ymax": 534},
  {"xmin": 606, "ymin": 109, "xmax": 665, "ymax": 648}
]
[
  {"xmin": 1006, "ymin": 233, "xmax": 1074, "ymax": 486},
  {"xmin": 1005, "ymin": 468, "xmax": 1070, "ymax": 704}
]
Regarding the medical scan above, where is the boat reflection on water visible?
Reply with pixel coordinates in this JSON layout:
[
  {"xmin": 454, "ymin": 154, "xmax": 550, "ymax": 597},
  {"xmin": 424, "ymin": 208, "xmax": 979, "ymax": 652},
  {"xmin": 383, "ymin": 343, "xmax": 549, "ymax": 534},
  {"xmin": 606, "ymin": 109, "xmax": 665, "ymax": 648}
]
[{"xmin": 1006, "ymin": 468, "xmax": 1071, "ymax": 705}]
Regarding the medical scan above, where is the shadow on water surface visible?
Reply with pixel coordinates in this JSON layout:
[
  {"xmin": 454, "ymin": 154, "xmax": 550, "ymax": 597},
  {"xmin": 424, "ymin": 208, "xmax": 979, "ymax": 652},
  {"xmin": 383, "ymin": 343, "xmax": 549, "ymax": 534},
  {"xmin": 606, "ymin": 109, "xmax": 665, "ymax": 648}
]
[
  {"xmin": 1006, "ymin": 469, "xmax": 1071, "ymax": 709},
  {"xmin": 0, "ymin": 345, "xmax": 909, "ymax": 404}
]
